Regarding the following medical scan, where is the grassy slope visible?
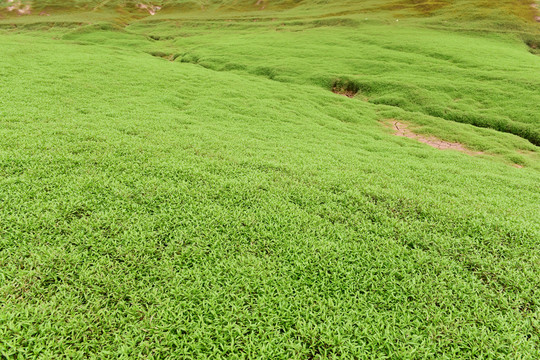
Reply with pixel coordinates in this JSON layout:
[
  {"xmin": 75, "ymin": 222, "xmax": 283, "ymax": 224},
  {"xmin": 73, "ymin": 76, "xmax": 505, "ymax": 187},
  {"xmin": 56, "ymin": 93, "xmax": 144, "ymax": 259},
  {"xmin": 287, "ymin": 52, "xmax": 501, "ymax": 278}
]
[{"xmin": 1, "ymin": 0, "xmax": 540, "ymax": 358}]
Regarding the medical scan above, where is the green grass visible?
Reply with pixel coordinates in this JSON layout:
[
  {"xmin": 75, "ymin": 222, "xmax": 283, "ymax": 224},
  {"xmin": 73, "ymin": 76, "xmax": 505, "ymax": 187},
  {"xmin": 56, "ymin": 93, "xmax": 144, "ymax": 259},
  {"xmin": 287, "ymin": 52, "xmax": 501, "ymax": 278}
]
[{"xmin": 0, "ymin": 0, "xmax": 540, "ymax": 358}]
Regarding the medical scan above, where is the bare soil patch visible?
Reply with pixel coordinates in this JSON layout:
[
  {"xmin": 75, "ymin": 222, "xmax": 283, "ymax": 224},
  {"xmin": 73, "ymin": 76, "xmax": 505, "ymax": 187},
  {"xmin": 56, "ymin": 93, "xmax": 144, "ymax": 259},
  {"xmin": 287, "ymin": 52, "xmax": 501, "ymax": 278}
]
[
  {"xmin": 137, "ymin": 3, "xmax": 161, "ymax": 16},
  {"xmin": 5, "ymin": 1, "xmax": 31, "ymax": 15},
  {"xmin": 533, "ymin": 3, "xmax": 540, "ymax": 21},
  {"xmin": 385, "ymin": 120, "xmax": 483, "ymax": 155},
  {"xmin": 332, "ymin": 86, "xmax": 356, "ymax": 98},
  {"xmin": 331, "ymin": 79, "xmax": 359, "ymax": 98}
]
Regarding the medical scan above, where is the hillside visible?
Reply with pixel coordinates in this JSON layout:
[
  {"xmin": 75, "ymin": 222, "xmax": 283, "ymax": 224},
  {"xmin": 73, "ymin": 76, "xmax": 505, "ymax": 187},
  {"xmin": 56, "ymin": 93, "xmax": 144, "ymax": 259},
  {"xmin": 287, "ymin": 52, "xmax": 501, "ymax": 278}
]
[{"xmin": 0, "ymin": 0, "xmax": 539, "ymax": 358}]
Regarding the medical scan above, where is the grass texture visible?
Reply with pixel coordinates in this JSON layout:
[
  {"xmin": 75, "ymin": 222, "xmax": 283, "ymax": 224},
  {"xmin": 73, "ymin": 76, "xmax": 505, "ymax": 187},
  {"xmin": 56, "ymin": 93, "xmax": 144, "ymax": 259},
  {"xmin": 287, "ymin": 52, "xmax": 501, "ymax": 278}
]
[{"xmin": 0, "ymin": 0, "xmax": 539, "ymax": 358}]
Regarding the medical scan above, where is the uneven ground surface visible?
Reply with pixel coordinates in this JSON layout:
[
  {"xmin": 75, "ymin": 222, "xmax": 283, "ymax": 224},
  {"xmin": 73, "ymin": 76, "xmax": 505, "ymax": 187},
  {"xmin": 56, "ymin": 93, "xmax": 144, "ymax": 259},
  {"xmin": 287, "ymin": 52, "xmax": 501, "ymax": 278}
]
[
  {"xmin": 0, "ymin": 0, "xmax": 540, "ymax": 358},
  {"xmin": 386, "ymin": 120, "xmax": 484, "ymax": 154}
]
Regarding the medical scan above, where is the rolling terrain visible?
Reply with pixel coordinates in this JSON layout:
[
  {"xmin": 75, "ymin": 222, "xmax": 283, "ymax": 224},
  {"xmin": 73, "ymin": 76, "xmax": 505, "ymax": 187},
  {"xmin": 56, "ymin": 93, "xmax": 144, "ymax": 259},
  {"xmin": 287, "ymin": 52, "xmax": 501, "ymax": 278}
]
[{"xmin": 1, "ymin": 0, "xmax": 540, "ymax": 358}]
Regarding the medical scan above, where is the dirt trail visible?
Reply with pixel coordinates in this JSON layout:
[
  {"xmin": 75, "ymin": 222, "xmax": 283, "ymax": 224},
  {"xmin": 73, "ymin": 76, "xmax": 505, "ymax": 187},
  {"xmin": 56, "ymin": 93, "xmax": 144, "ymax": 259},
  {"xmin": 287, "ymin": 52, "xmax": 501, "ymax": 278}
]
[{"xmin": 388, "ymin": 120, "xmax": 483, "ymax": 155}]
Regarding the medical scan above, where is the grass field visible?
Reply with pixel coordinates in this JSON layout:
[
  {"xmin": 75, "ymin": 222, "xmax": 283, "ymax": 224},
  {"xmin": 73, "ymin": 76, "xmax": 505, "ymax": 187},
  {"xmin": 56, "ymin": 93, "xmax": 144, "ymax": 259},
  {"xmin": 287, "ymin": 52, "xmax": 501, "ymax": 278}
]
[{"xmin": 1, "ymin": 0, "xmax": 540, "ymax": 358}]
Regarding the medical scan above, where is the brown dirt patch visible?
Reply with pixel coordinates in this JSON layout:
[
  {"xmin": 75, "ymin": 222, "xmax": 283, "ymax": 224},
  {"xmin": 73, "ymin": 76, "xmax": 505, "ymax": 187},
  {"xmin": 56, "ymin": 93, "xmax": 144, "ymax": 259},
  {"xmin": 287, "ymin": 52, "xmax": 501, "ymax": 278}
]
[
  {"xmin": 6, "ymin": 1, "xmax": 32, "ymax": 15},
  {"xmin": 136, "ymin": 3, "xmax": 161, "ymax": 16},
  {"xmin": 386, "ymin": 120, "xmax": 483, "ymax": 155},
  {"xmin": 332, "ymin": 86, "xmax": 356, "ymax": 98}
]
